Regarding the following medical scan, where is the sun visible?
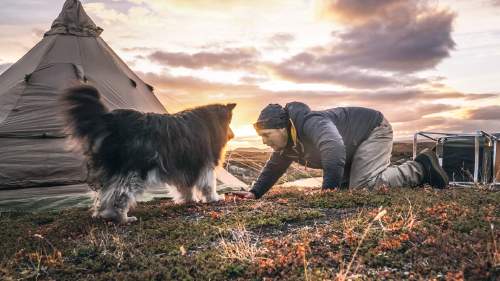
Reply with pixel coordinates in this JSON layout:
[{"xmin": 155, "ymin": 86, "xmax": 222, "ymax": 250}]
[{"xmin": 232, "ymin": 124, "xmax": 257, "ymax": 138}]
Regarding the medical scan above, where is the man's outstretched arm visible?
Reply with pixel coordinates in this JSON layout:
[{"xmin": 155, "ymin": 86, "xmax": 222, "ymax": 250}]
[{"xmin": 249, "ymin": 152, "xmax": 293, "ymax": 199}]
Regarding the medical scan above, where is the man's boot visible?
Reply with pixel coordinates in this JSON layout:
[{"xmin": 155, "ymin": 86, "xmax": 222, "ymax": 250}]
[{"xmin": 415, "ymin": 148, "xmax": 449, "ymax": 189}]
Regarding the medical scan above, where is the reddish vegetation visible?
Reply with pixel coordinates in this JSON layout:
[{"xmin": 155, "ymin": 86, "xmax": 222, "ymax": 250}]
[{"xmin": 0, "ymin": 185, "xmax": 498, "ymax": 280}]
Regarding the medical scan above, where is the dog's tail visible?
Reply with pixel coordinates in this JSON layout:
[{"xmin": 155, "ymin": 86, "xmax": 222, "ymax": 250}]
[{"xmin": 60, "ymin": 85, "xmax": 109, "ymax": 152}]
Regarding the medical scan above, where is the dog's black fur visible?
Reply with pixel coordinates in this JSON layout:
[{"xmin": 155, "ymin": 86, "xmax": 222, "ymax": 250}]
[{"xmin": 61, "ymin": 84, "xmax": 235, "ymax": 223}]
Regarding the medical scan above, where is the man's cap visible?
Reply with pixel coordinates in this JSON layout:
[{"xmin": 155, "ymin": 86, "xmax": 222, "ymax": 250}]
[{"xmin": 253, "ymin": 104, "xmax": 288, "ymax": 130}]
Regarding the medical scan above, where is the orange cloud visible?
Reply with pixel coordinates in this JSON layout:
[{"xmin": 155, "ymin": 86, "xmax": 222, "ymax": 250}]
[
  {"xmin": 148, "ymin": 48, "xmax": 260, "ymax": 70},
  {"xmin": 465, "ymin": 106, "xmax": 500, "ymax": 120},
  {"xmin": 135, "ymin": 69, "xmax": 500, "ymax": 141},
  {"xmin": 315, "ymin": 0, "xmax": 403, "ymax": 24}
]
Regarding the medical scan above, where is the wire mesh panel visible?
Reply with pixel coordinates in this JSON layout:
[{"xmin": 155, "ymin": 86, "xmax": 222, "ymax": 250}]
[
  {"xmin": 414, "ymin": 131, "xmax": 499, "ymax": 187},
  {"xmin": 440, "ymin": 136, "xmax": 493, "ymax": 184}
]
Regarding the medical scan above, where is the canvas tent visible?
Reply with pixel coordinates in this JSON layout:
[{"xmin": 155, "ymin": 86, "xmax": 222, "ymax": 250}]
[{"xmin": 0, "ymin": 0, "xmax": 246, "ymax": 211}]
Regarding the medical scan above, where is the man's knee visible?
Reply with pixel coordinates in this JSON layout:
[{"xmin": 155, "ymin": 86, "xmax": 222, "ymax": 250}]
[
  {"xmin": 350, "ymin": 176, "xmax": 385, "ymax": 190},
  {"xmin": 349, "ymin": 176, "xmax": 373, "ymax": 190}
]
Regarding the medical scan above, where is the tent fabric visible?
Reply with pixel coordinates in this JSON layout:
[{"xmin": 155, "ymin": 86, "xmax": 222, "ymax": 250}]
[
  {"xmin": 0, "ymin": 36, "xmax": 166, "ymax": 138},
  {"xmin": 0, "ymin": 179, "xmax": 245, "ymax": 213},
  {"xmin": 44, "ymin": 0, "xmax": 103, "ymax": 37},
  {"xmin": 0, "ymin": 0, "xmax": 247, "ymax": 210},
  {"xmin": 0, "ymin": 184, "xmax": 93, "ymax": 212},
  {"xmin": 0, "ymin": 138, "xmax": 85, "ymax": 188}
]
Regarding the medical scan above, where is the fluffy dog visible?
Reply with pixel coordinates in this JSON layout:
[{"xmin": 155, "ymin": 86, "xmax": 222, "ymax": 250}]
[{"xmin": 61, "ymin": 85, "xmax": 235, "ymax": 223}]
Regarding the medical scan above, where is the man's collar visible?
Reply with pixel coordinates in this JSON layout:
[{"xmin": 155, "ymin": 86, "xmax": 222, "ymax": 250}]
[{"xmin": 278, "ymin": 119, "xmax": 303, "ymax": 156}]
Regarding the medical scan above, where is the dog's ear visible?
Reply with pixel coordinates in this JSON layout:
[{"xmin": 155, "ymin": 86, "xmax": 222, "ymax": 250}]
[{"xmin": 226, "ymin": 103, "xmax": 237, "ymax": 111}]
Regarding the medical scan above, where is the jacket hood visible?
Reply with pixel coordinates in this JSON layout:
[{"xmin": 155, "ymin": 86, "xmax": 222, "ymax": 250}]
[{"xmin": 284, "ymin": 102, "xmax": 312, "ymax": 136}]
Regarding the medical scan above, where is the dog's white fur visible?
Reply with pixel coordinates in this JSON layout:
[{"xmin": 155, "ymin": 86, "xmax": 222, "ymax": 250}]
[{"xmin": 92, "ymin": 165, "xmax": 224, "ymax": 223}]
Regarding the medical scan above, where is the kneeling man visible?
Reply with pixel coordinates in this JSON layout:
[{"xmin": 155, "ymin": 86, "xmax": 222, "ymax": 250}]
[{"xmin": 234, "ymin": 102, "xmax": 448, "ymax": 199}]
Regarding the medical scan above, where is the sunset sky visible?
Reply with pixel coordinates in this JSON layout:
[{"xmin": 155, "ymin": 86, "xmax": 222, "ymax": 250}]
[{"xmin": 1, "ymin": 0, "xmax": 500, "ymax": 149}]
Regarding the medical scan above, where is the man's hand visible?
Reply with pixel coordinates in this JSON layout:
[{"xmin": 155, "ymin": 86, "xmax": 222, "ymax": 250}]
[{"xmin": 231, "ymin": 191, "xmax": 256, "ymax": 199}]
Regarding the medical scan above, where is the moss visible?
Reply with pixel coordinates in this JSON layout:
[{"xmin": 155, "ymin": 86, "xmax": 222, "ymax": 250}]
[
  {"xmin": 0, "ymin": 187, "xmax": 498, "ymax": 280},
  {"xmin": 31, "ymin": 213, "xmax": 56, "ymax": 225},
  {"xmin": 224, "ymin": 263, "xmax": 247, "ymax": 278},
  {"xmin": 246, "ymin": 209, "xmax": 323, "ymax": 228}
]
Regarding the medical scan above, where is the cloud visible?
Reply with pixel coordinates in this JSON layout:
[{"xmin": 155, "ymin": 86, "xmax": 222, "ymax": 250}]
[
  {"xmin": 127, "ymin": 0, "xmax": 279, "ymax": 13},
  {"xmin": 121, "ymin": 0, "xmax": 455, "ymax": 92},
  {"xmin": 391, "ymin": 116, "xmax": 500, "ymax": 138},
  {"xmin": 438, "ymin": 120, "xmax": 500, "ymax": 133},
  {"xmin": 269, "ymin": 56, "xmax": 427, "ymax": 88},
  {"xmin": 259, "ymin": 1, "xmax": 456, "ymax": 90},
  {"xmin": 384, "ymin": 104, "xmax": 460, "ymax": 123},
  {"xmin": 31, "ymin": 28, "xmax": 45, "ymax": 38},
  {"xmin": 466, "ymin": 106, "xmax": 500, "ymax": 120},
  {"xmin": 138, "ymin": 70, "xmax": 497, "ymax": 108},
  {"xmin": 122, "ymin": 46, "xmax": 156, "ymax": 53},
  {"xmin": 133, "ymin": 69, "xmax": 500, "ymax": 139},
  {"xmin": 259, "ymin": 0, "xmax": 452, "ymax": 92},
  {"xmin": 136, "ymin": 71, "xmax": 262, "ymax": 98},
  {"xmin": 328, "ymin": 8, "xmax": 456, "ymax": 73},
  {"xmin": 239, "ymin": 75, "xmax": 268, "ymax": 84},
  {"xmin": 147, "ymin": 48, "xmax": 260, "ymax": 70},
  {"xmin": 267, "ymin": 32, "xmax": 295, "ymax": 50},
  {"xmin": 316, "ymin": 0, "xmax": 403, "ymax": 24},
  {"xmin": 0, "ymin": 0, "xmax": 56, "ymax": 25},
  {"xmin": 369, "ymin": 91, "xmax": 499, "ymax": 102},
  {"xmin": 459, "ymin": 93, "xmax": 499, "ymax": 100},
  {"xmin": 406, "ymin": 118, "xmax": 500, "ymax": 135},
  {"xmin": 83, "ymin": 3, "xmax": 129, "ymax": 24},
  {"xmin": 138, "ymin": 70, "xmax": 472, "ymax": 113}
]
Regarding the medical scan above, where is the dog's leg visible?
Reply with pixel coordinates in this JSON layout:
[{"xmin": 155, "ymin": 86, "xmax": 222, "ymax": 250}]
[
  {"xmin": 93, "ymin": 184, "xmax": 121, "ymax": 222},
  {"xmin": 116, "ymin": 173, "xmax": 144, "ymax": 223},
  {"xmin": 176, "ymin": 186, "xmax": 196, "ymax": 204},
  {"xmin": 113, "ymin": 192, "xmax": 137, "ymax": 223},
  {"xmin": 96, "ymin": 173, "xmax": 143, "ymax": 224},
  {"xmin": 198, "ymin": 167, "xmax": 224, "ymax": 203},
  {"xmin": 92, "ymin": 184, "xmax": 121, "ymax": 221},
  {"xmin": 91, "ymin": 190, "xmax": 102, "ymax": 218}
]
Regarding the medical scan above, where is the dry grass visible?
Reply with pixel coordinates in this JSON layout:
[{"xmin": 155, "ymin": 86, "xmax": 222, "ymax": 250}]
[
  {"xmin": 4, "ymin": 234, "xmax": 63, "ymax": 280},
  {"xmin": 218, "ymin": 222, "xmax": 262, "ymax": 262},
  {"xmin": 0, "ymin": 187, "xmax": 498, "ymax": 280},
  {"xmin": 336, "ymin": 208, "xmax": 387, "ymax": 280},
  {"xmin": 321, "ymin": 207, "xmax": 391, "ymax": 280},
  {"xmin": 490, "ymin": 223, "xmax": 500, "ymax": 267},
  {"xmin": 85, "ymin": 226, "xmax": 128, "ymax": 265}
]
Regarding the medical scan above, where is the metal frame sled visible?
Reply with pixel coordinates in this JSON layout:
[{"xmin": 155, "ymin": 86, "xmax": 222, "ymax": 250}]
[{"xmin": 413, "ymin": 131, "xmax": 500, "ymax": 188}]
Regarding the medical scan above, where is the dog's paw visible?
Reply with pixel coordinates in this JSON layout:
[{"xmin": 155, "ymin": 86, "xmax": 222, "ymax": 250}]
[
  {"xmin": 124, "ymin": 216, "xmax": 138, "ymax": 223},
  {"xmin": 208, "ymin": 193, "xmax": 225, "ymax": 202}
]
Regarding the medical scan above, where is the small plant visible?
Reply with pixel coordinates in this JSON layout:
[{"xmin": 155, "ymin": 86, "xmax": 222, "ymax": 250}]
[
  {"xmin": 218, "ymin": 223, "xmax": 262, "ymax": 262},
  {"xmin": 489, "ymin": 223, "xmax": 500, "ymax": 267},
  {"xmin": 11, "ymin": 234, "xmax": 63, "ymax": 280},
  {"xmin": 86, "ymin": 226, "xmax": 128, "ymax": 264},
  {"xmin": 336, "ymin": 208, "xmax": 387, "ymax": 280}
]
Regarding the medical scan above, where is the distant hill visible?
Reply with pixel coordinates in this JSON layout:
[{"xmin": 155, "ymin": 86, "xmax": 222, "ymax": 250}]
[
  {"xmin": 228, "ymin": 142, "xmax": 434, "ymax": 159},
  {"xmin": 231, "ymin": 147, "xmax": 271, "ymax": 153}
]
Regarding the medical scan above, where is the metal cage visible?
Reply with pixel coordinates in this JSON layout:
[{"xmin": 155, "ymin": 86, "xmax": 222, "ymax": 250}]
[{"xmin": 413, "ymin": 131, "xmax": 499, "ymax": 187}]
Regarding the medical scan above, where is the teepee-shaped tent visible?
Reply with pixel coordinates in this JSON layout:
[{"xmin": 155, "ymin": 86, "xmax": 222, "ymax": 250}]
[{"xmin": 0, "ymin": 0, "xmax": 245, "ymax": 210}]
